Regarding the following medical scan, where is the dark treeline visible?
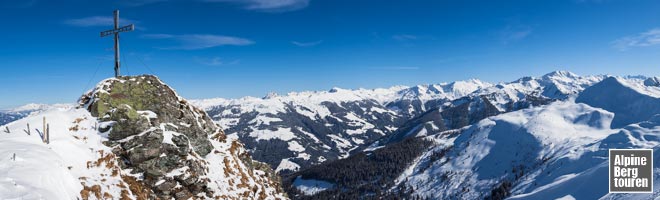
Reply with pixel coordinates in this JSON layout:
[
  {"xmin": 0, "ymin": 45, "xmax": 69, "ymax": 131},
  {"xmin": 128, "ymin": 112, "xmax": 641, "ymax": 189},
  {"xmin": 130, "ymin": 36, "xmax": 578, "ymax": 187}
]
[{"xmin": 283, "ymin": 137, "xmax": 435, "ymax": 200}]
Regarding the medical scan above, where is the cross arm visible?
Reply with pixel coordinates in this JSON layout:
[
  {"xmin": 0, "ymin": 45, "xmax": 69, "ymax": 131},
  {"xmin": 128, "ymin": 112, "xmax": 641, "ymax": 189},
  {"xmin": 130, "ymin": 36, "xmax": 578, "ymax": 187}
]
[{"xmin": 100, "ymin": 24, "xmax": 135, "ymax": 37}]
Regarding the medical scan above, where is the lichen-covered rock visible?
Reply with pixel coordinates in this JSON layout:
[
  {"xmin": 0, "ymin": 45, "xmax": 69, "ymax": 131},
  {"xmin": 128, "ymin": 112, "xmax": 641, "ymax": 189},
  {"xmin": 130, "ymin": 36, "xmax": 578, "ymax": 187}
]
[
  {"xmin": 78, "ymin": 75, "xmax": 287, "ymax": 200},
  {"xmin": 83, "ymin": 75, "xmax": 214, "ymax": 156},
  {"xmin": 105, "ymin": 104, "xmax": 151, "ymax": 140}
]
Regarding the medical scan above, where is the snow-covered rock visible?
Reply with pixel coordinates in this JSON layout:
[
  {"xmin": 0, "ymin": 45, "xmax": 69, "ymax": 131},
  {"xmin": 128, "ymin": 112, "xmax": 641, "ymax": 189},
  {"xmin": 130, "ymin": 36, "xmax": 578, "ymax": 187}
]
[{"xmin": 644, "ymin": 77, "xmax": 660, "ymax": 87}]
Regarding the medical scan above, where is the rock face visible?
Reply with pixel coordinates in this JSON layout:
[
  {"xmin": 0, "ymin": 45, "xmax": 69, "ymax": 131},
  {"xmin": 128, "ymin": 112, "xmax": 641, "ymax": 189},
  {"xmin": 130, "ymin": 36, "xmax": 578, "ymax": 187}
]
[{"xmin": 79, "ymin": 75, "xmax": 287, "ymax": 199}]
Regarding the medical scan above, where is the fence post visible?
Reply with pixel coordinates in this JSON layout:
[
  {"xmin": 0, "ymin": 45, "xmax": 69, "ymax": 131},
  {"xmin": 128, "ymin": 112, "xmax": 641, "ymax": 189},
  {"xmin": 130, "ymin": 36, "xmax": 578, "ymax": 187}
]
[
  {"xmin": 24, "ymin": 123, "xmax": 30, "ymax": 135},
  {"xmin": 46, "ymin": 124, "xmax": 50, "ymax": 144},
  {"xmin": 43, "ymin": 117, "xmax": 46, "ymax": 143}
]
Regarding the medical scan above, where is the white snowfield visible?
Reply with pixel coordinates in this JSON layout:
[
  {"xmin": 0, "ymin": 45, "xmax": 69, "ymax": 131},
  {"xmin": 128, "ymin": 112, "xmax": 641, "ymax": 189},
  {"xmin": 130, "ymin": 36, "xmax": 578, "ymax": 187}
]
[
  {"xmin": 0, "ymin": 108, "xmax": 118, "ymax": 199},
  {"xmin": 398, "ymin": 75, "xmax": 660, "ymax": 199},
  {"xmin": 0, "ymin": 107, "xmax": 287, "ymax": 199},
  {"xmin": 292, "ymin": 176, "xmax": 334, "ymax": 195}
]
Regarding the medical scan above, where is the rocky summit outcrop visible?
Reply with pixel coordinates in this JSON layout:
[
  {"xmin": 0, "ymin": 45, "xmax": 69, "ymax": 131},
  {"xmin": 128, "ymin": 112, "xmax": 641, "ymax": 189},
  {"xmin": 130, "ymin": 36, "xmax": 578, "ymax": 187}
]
[{"xmin": 78, "ymin": 75, "xmax": 287, "ymax": 199}]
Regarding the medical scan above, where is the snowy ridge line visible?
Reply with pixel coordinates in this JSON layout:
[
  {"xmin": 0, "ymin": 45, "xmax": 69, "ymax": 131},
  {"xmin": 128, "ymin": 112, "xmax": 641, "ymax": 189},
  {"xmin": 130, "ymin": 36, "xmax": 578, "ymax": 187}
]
[
  {"xmin": 190, "ymin": 71, "xmax": 611, "ymax": 109},
  {"xmin": 190, "ymin": 79, "xmax": 492, "ymax": 110}
]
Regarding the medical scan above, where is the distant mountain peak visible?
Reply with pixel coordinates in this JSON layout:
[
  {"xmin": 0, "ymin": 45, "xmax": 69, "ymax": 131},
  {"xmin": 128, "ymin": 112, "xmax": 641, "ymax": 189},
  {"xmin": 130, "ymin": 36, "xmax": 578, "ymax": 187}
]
[
  {"xmin": 9, "ymin": 103, "xmax": 72, "ymax": 113},
  {"xmin": 542, "ymin": 70, "xmax": 579, "ymax": 79},
  {"xmin": 397, "ymin": 79, "xmax": 492, "ymax": 101},
  {"xmin": 328, "ymin": 87, "xmax": 342, "ymax": 93},
  {"xmin": 644, "ymin": 77, "xmax": 660, "ymax": 87},
  {"xmin": 263, "ymin": 91, "xmax": 280, "ymax": 99}
]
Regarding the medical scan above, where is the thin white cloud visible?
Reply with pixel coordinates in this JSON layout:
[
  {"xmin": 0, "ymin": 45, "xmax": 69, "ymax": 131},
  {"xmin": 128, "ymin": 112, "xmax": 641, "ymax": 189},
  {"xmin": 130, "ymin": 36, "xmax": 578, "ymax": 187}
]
[
  {"xmin": 142, "ymin": 34, "xmax": 254, "ymax": 50},
  {"xmin": 194, "ymin": 56, "xmax": 240, "ymax": 66},
  {"xmin": 63, "ymin": 16, "xmax": 137, "ymax": 27},
  {"xmin": 392, "ymin": 34, "xmax": 419, "ymax": 41},
  {"xmin": 291, "ymin": 40, "xmax": 322, "ymax": 47},
  {"xmin": 499, "ymin": 24, "xmax": 532, "ymax": 44},
  {"xmin": 612, "ymin": 28, "xmax": 660, "ymax": 51},
  {"xmin": 141, "ymin": 34, "xmax": 175, "ymax": 39},
  {"xmin": 391, "ymin": 34, "xmax": 437, "ymax": 43},
  {"xmin": 203, "ymin": 0, "xmax": 309, "ymax": 12}
]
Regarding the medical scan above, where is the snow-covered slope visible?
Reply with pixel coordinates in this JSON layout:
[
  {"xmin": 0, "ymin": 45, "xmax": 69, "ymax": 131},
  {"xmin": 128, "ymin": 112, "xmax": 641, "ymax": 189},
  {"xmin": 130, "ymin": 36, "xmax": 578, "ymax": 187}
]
[
  {"xmin": 577, "ymin": 76, "xmax": 660, "ymax": 128},
  {"xmin": 393, "ymin": 75, "xmax": 660, "ymax": 199},
  {"xmin": 0, "ymin": 108, "xmax": 117, "ymax": 199},
  {"xmin": 398, "ymin": 101, "xmax": 618, "ymax": 199},
  {"xmin": 0, "ymin": 75, "xmax": 287, "ymax": 200}
]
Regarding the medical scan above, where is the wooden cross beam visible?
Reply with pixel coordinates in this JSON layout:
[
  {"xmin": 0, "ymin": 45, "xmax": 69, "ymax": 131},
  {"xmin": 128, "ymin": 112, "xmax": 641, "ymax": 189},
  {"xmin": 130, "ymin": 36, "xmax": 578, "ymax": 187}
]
[{"xmin": 100, "ymin": 10, "xmax": 134, "ymax": 78}]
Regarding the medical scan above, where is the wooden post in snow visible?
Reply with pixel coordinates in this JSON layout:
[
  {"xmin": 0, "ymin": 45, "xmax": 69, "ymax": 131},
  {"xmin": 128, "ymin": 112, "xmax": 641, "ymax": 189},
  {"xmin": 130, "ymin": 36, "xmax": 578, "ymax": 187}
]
[
  {"xmin": 46, "ymin": 124, "xmax": 50, "ymax": 144},
  {"xmin": 24, "ymin": 123, "xmax": 30, "ymax": 135},
  {"xmin": 43, "ymin": 117, "xmax": 46, "ymax": 143}
]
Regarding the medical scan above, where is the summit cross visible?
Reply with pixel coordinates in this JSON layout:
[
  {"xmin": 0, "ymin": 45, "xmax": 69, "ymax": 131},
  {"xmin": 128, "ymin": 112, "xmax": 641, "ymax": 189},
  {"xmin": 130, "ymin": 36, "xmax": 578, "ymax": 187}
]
[{"xmin": 100, "ymin": 10, "xmax": 134, "ymax": 78}]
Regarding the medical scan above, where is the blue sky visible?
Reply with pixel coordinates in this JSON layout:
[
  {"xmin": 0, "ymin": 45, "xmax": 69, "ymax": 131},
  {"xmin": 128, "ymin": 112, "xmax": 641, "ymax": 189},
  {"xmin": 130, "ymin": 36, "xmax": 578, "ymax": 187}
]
[{"xmin": 1, "ymin": 0, "xmax": 660, "ymax": 108}]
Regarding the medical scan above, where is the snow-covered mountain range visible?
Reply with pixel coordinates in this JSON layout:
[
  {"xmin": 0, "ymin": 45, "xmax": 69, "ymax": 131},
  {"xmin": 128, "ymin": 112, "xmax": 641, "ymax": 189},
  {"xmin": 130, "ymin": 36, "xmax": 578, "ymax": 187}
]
[
  {"xmin": 188, "ymin": 71, "xmax": 604, "ymax": 175},
  {"xmin": 280, "ymin": 72, "xmax": 660, "ymax": 200},
  {"xmin": 189, "ymin": 79, "xmax": 494, "ymax": 173},
  {"xmin": 393, "ymin": 75, "xmax": 660, "ymax": 199},
  {"xmin": 0, "ymin": 104, "xmax": 72, "ymax": 126}
]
